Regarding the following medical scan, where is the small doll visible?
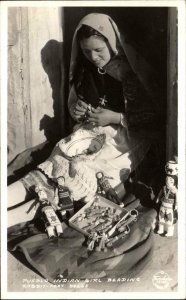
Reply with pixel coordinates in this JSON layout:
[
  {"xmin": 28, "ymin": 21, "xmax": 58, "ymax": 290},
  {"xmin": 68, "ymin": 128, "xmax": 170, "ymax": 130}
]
[
  {"xmin": 156, "ymin": 160, "xmax": 178, "ymax": 237},
  {"xmin": 96, "ymin": 172, "xmax": 123, "ymax": 206},
  {"xmin": 35, "ymin": 186, "xmax": 63, "ymax": 238},
  {"xmin": 56, "ymin": 176, "xmax": 74, "ymax": 221}
]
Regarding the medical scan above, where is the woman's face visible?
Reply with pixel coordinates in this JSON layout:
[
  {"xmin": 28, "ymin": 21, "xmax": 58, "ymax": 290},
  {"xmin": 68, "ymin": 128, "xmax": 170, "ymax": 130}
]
[{"xmin": 80, "ymin": 35, "xmax": 111, "ymax": 68}]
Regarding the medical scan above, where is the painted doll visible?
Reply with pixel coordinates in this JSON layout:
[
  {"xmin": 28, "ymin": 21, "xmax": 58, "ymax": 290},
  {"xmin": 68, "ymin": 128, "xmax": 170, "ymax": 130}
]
[
  {"xmin": 156, "ymin": 160, "xmax": 178, "ymax": 237},
  {"xmin": 96, "ymin": 171, "xmax": 124, "ymax": 206},
  {"xmin": 35, "ymin": 186, "xmax": 63, "ymax": 238},
  {"xmin": 56, "ymin": 176, "xmax": 74, "ymax": 221}
]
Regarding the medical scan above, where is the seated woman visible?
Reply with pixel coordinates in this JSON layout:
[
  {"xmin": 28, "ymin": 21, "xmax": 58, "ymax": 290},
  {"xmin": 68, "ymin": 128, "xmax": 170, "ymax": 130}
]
[{"xmin": 8, "ymin": 13, "xmax": 161, "ymax": 228}]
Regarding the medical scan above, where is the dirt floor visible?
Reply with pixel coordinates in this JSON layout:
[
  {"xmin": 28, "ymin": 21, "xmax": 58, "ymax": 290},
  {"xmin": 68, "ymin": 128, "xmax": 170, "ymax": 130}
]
[{"xmin": 7, "ymin": 223, "xmax": 178, "ymax": 294}]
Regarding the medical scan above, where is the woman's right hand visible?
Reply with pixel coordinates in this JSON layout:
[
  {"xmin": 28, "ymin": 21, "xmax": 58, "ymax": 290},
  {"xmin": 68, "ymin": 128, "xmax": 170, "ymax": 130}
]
[{"xmin": 73, "ymin": 99, "xmax": 88, "ymax": 121}]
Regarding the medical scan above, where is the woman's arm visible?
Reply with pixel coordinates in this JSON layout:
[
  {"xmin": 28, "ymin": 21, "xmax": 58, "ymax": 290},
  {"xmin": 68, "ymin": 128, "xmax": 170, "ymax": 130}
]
[
  {"xmin": 68, "ymin": 85, "xmax": 88, "ymax": 122},
  {"xmin": 88, "ymin": 107, "xmax": 127, "ymax": 128},
  {"xmin": 68, "ymin": 85, "xmax": 78, "ymax": 120},
  {"xmin": 68, "ymin": 86, "xmax": 128, "ymax": 127}
]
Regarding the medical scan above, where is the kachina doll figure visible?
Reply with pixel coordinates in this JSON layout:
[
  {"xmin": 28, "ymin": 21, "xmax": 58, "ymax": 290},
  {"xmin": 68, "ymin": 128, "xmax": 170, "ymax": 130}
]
[
  {"xmin": 35, "ymin": 186, "xmax": 63, "ymax": 238},
  {"xmin": 56, "ymin": 176, "xmax": 74, "ymax": 221},
  {"xmin": 96, "ymin": 171, "xmax": 124, "ymax": 207},
  {"xmin": 156, "ymin": 160, "xmax": 178, "ymax": 237}
]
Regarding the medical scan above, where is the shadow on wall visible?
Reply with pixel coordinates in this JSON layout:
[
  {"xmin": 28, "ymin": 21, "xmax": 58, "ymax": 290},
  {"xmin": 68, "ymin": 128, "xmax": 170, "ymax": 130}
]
[
  {"xmin": 8, "ymin": 40, "xmax": 65, "ymax": 184},
  {"xmin": 40, "ymin": 39, "xmax": 64, "ymax": 141}
]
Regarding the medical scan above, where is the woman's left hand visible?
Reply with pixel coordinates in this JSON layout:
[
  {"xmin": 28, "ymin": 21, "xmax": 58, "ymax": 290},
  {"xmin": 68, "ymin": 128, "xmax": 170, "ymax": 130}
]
[{"xmin": 88, "ymin": 107, "xmax": 120, "ymax": 127}]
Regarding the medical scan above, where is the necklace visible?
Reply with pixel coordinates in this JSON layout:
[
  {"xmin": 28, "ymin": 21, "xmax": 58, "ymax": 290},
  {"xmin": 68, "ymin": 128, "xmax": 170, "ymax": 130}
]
[{"xmin": 98, "ymin": 67, "xmax": 106, "ymax": 75}]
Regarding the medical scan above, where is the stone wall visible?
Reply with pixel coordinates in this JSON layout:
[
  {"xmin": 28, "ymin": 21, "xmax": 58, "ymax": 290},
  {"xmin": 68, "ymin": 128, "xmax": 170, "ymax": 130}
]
[{"xmin": 8, "ymin": 7, "xmax": 63, "ymax": 163}]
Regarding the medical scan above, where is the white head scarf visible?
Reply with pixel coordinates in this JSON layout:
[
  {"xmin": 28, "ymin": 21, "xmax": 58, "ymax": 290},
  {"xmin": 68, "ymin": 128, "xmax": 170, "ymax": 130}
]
[
  {"xmin": 69, "ymin": 13, "xmax": 123, "ymax": 82},
  {"xmin": 69, "ymin": 13, "xmax": 159, "ymax": 99}
]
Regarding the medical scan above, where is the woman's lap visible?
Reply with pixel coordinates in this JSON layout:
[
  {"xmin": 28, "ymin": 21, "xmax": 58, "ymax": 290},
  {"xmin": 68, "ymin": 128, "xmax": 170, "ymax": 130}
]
[{"xmin": 9, "ymin": 125, "xmax": 152, "ymax": 209}]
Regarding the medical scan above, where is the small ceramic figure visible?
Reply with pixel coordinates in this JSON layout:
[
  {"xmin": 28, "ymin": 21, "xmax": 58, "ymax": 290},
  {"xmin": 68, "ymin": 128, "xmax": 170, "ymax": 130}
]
[
  {"xmin": 96, "ymin": 172, "xmax": 122, "ymax": 206},
  {"xmin": 56, "ymin": 176, "xmax": 74, "ymax": 221},
  {"xmin": 156, "ymin": 160, "xmax": 178, "ymax": 237},
  {"xmin": 35, "ymin": 186, "xmax": 63, "ymax": 238}
]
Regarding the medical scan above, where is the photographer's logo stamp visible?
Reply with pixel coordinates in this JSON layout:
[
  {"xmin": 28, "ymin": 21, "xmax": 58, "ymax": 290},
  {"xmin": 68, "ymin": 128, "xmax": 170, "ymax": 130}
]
[{"xmin": 152, "ymin": 271, "xmax": 172, "ymax": 289}]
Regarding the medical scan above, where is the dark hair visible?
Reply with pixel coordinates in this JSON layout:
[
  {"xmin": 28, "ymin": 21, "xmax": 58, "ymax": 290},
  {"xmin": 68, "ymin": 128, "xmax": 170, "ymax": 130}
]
[{"xmin": 76, "ymin": 24, "xmax": 107, "ymax": 42}]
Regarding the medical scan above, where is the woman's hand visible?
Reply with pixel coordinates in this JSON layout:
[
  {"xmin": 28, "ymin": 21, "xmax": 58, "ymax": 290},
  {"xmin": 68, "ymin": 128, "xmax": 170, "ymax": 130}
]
[
  {"xmin": 73, "ymin": 99, "xmax": 88, "ymax": 121},
  {"xmin": 88, "ymin": 107, "xmax": 120, "ymax": 127}
]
